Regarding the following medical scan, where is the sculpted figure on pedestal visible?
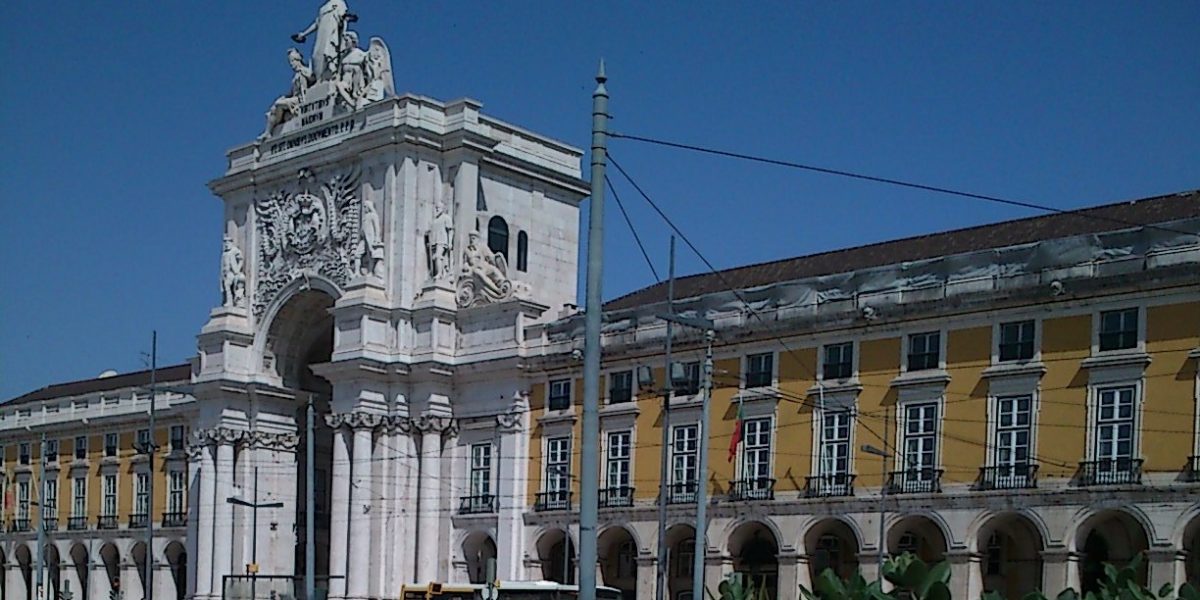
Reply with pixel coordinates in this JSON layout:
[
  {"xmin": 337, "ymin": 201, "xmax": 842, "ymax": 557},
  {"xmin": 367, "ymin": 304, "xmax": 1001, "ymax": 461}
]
[
  {"xmin": 261, "ymin": 48, "xmax": 314, "ymax": 139},
  {"xmin": 221, "ymin": 236, "xmax": 247, "ymax": 308},
  {"xmin": 334, "ymin": 30, "xmax": 369, "ymax": 108},
  {"xmin": 358, "ymin": 199, "xmax": 384, "ymax": 278},
  {"xmin": 362, "ymin": 38, "xmax": 395, "ymax": 104},
  {"xmin": 457, "ymin": 231, "xmax": 514, "ymax": 308},
  {"xmin": 291, "ymin": 0, "xmax": 349, "ymax": 81},
  {"xmin": 425, "ymin": 199, "xmax": 454, "ymax": 283}
]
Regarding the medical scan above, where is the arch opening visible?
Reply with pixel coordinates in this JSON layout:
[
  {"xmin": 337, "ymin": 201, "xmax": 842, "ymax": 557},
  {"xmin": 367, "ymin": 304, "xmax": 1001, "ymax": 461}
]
[
  {"xmin": 729, "ymin": 521, "xmax": 779, "ymax": 600},
  {"xmin": 70, "ymin": 543, "xmax": 90, "ymax": 600},
  {"xmin": 44, "ymin": 544, "xmax": 61, "ymax": 600},
  {"xmin": 1184, "ymin": 514, "xmax": 1200, "ymax": 587},
  {"xmin": 165, "ymin": 540, "xmax": 188, "ymax": 600},
  {"xmin": 976, "ymin": 513, "xmax": 1044, "ymax": 599},
  {"xmin": 804, "ymin": 519, "xmax": 860, "ymax": 582},
  {"xmin": 99, "ymin": 543, "xmax": 121, "ymax": 593},
  {"xmin": 598, "ymin": 527, "xmax": 638, "ymax": 600},
  {"xmin": 666, "ymin": 524, "xmax": 697, "ymax": 600},
  {"xmin": 887, "ymin": 515, "xmax": 948, "ymax": 563},
  {"xmin": 536, "ymin": 529, "xmax": 575, "ymax": 585},
  {"xmin": 462, "ymin": 532, "xmax": 497, "ymax": 585},
  {"xmin": 1076, "ymin": 510, "xmax": 1148, "ymax": 594},
  {"xmin": 487, "ymin": 216, "xmax": 509, "ymax": 261}
]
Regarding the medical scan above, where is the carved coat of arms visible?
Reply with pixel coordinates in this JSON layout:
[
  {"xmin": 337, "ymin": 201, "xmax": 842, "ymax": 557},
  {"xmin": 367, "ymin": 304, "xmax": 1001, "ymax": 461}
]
[{"xmin": 254, "ymin": 168, "xmax": 362, "ymax": 315}]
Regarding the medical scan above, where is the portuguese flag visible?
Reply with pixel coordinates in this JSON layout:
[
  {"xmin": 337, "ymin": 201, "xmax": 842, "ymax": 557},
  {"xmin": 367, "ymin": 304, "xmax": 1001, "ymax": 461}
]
[{"xmin": 728, "ymin": 394, "xmax": 744, "ymax": 462}]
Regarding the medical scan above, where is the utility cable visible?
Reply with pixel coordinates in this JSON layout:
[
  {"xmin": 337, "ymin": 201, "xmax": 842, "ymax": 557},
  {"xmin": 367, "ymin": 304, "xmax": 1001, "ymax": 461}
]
[
  {"xmin": 609, "ymin": 132, "xmax": 1199, "ymax": 239},
  {"xmin": 606, "ymin": 173, "xmax": 661, "ymax": 283}
]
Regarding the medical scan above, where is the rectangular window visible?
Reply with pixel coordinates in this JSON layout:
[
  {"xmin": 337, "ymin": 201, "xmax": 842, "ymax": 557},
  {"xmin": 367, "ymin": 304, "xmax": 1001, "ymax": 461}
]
[
  {"xmin": 907, "ymin": 332, "xmax": 941, "ymax": 371},
  {"xmin": 45, "ymin": 439, "xmax": 59, "ymax": 463},
  {"xmin": 608, "ymin": 371, "xmax": 633, "ymax": 404},
  {"xmin": 671, "ymin": 424, "xmax": 699, "ymax": 485},
  {"xmin": 136, "ymin": 428, "xmax": 151, "ymax": 451},
  {"xmin": 135, "ymin": 473, "xmax": 149, "ymax": 515},
  {"xmin": 674, "ymin": 362, "xmax": 701, "ymax": 396},
  {"xmin": 823, "ymin": 342, "xmax": 854, "ymax": 380},
  {"xmin": 104, "ymin": 433, "xmax": 118, "ymax": 458},
  {"xmin": 170, "ymin": 425, "xmax": 186, "ymax": 451},
  {"xmin": 168, "ymin": 471, "xmax": 186, "ymax": 514},
  {"xmin": 18, "ymin": 481, "xmax": 30, "ymax": 520},
  {"xmin": 994, "ymin": 395, "xmax": 1032, "ymax": 468},
  {"xmin": 998, "ymin": 320, "xmax": 1036, "ymax": 362},
  {"xmin": 43, "ymin": 478, "xmax": 58, "ymax": 519},
  {"xmin": 741, "ymin": 418, "xmax": 772, "ymax": 480},
  {"xmin": 1095, "ymin": 387, "xmax": 1136, "ymax": 462},
  {"xmin": 73, "ymin": 476, "xmax": 87, "ymax": 517},
  {"xmin": 902, "ymin": 403, "xmax": 939, "ymax": 475},
  {"xmin": 470, "ymin": 443, "xmax": 492, "ymax": 497},
  {"xmin": 745, "ymin": 353, "xmax": 774, "ymax": 388},
  {"xmin": 819, "ymin": 411, "xmax": 852, "ymax": 477},
  {"xmin": 102, "ymin": 475, "xmax": 117, "ymax": 517},
  {"xmin": 20, "ymin": 442, "xmax": 31, "ymax": 465},
  {"xmin": 75, "ymin": 436, "xmax": 88, "ymax": 459},
  {"xmin": 1099, "ymin": 308, "xmax": 1138, "ymax": 351},
  {"xmin": 606, "ymin": 431, "xmax": 632, "ymax": 489},
  {"xmin": 545, "ymin": 436, "xmax": 571, "ymax": 493},
  {"xmin": 548, "ymin": 379, "xmax": 572, "ymax": 411}
]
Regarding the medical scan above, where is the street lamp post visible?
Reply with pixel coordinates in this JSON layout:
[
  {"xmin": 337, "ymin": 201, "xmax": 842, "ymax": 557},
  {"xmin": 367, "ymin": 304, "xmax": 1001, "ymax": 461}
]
[{"xmin": 226, "ymin": 467, "xmax": 284, "ymax": 599}]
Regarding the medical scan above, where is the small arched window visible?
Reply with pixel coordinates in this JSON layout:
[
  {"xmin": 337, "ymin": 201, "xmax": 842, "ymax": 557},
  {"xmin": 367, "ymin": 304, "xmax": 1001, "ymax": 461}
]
[
  {"xmin": 487, "ymin": 216, "xmax": 509, "ymax": 261},
  {"xmin": 516, "ymin": 231, "xmax": 529, "ymax": 272}
]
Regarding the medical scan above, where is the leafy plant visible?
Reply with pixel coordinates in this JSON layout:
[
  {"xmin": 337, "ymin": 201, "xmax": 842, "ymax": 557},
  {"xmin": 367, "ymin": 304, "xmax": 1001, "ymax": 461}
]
[
  {"xmin": 707, "ymin": 573, "xmax": 770, "ymax": 600},
  {"xmin": 800, "ymin": 553, "xmax": 950, "ymax": 600},
  {"xmin": 977, "ymin": 553, "xmax": 1200, "ymax": 600}
]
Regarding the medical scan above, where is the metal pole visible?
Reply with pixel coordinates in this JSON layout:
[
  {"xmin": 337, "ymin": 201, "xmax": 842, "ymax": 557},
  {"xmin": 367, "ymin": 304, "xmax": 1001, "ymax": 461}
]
[
  {"xmin": 146, "ymin": 330, "xmax": 157, "ymax": 600},
  {"xmin": 36, "ymin": 431, "xmax": 46, "ymax": 600},
  {"xmin": 691, "ymin": 330, "xmax": 714, "ymax": 600},
  {"xmin": 306, "ymin": 395, "xmax": 316, "ymax": 600},
  {"xmin": 578, "ymin": 58, "xmax": 609, "ymax": 600},
  {"xmin": 877, "ymin": 404, "xmax": 889, "ymax": 573},
  {"xmin": 655, "ymin": 237, "xmax": 676, "ymax": 600},
  {"xmin": 252, "ymin": 467, "xmax": 259, "ymax": 600}
]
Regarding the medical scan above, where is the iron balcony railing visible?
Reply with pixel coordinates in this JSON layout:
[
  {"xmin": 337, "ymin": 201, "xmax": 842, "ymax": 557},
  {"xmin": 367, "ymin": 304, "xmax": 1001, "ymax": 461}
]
[
  {"xmin": 162, "ymin": 512, "xmax": 188, "ymax": 527},
  {"xmin": 666, "ymin": 481, "xmax": 698, "ymax": 505},
  {"xmin": 458, "ymin": 495, "xmax": 497, "ymax": 515},
  {"xmin": 534, "ymin": 490, "xmax": 572, "ymax": 512},
  {"xmin": 599, "ymin": 486, "xmax": 635, "ymax": 508},
  {"xmin": 886, "ymin": 468, "xmax": 944, "ymax": 494},
  {"xmin": 1078, "ymin": 458, "xmax": 1143, "ymax": 486},
  {"xmin": 68, "ymin": 516, "xmax": 90, "ymax": 531},
  {"xmin": 977, "ymin": 463, "xmax": 1039, "ymax": 490},
  {"xmin": 128, "ymin": 513, "xmax": 149, "ymax": 529},
  {"xmin": 10, "ymin": 518, "xmax": 32, "ymax": 533},
  {"xmin": 805, "ymin": 473, "xmax": 856, "ymax": 497},
  {"xmin": 97, "ymin": 515, "xmax": 119, "ymax": 530},
  {"xmin": 1186, "ymin": 456, "xmax": 1200, "ymax": 482},
  {"xmin": 730, "ymin": 478, "xmax": 776, "ymax": 501},
  {"xmin": 42, "ymin": 517, "xmax": 59, "ymax": 531}
]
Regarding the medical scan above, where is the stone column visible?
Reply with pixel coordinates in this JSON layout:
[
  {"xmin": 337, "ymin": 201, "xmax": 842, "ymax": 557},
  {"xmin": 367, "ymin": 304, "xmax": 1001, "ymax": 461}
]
[
  {"xmin": 1147, "ymin": 548, "xmax": 1178, "ymax": 593},
  {"xmin": 1040, "ymin": 549, "xmax": 1074, "ymax": 595},
  {"xmin": 415, "ymin": 414, "xmax": 455, "ymax": 583},
  {"xmin": 326, "ymin": 415, "xmax": 351, "ymax": 600},
  {"xmin": 376, "ymin": 420, "xmax": 398, "ymax": 599},
  {"xmin": 777, "ymin": 553, "xmax": 802, "ymax": 600},
  {"xmin": 946, "ymin": 551, "xmax": 980, "ymax": 599},
  {"xmin": 185, "ymin": 438, "xmax": 204, "ymax": 600},
  {"xmin": 212, "ymin": 434, "xmax": 237, "ymax": 597},
  {"xmin": 856, "ymin": 554, "xmax": 881, "ymax": 589},
  {"xmin": 704, "ymin": 555, "xmax": 728, "ymax": 596},
  {"xmin": 88, "ymin": 561, "xmax": 110, "ymax": 600},
  {"xmin": 397, "ymin": 419, "xmax": 418, "ymax": 584},
  {"xmin": 795, "ymin": 554, "xmax": 813, "ymax": 592},
  {"xmin": 636, "ymin": 557, "xmax": 658, "ymax": 600},
  {"xmin": 347, "ymin": 413, "xmax": 376, "ymax": 600},
  {"xmin": 194, "ymin": 441, "xmax": 216, "ymax": 599},
  {"xmin": 496, "ymin": 397, "xmax": 529, "ymax": 580},
  {"xmin": 120, "ymin": 559, "xmax": 143, "ymax": 600}
]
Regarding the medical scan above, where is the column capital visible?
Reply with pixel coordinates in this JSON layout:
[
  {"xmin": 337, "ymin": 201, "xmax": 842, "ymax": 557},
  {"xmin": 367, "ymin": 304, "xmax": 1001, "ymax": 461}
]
[
  {"xmin": 414, "ymin": 413, "xmax": 458, "ymax": 436},
  {"xmin": 382, "ymin": 415, "xmax": 414, "ymax": 433},
  {"xmin": 196, "ymin": 426, "xmax": 245, "ymax": 446},
  {"xmin": 243, "ymin": 431, "xmax": 300, "ymax": 452},
  {"xmin": 343, "ymin": 410, "xmax": 384, "ymax": 431}
]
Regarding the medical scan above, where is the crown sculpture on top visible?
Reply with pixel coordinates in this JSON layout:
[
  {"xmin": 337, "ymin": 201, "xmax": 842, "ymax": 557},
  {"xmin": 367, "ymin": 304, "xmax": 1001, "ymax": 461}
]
[{"xmin": 261, "ymin": 0, "xmax": 395, "ymax": 139}]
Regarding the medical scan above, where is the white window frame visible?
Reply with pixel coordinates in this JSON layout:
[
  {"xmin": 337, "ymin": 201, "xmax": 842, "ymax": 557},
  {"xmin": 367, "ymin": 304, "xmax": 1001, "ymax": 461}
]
[
  {"xmin": 903, "ymin": 330, "xmax": 946, "ymax": 372},
  {"xmin": 469, "ymin": 442, "xmax": 493, "ymax": 498},
  {"xmin": 819, "ymin": 341, "xmax": 857, "ymax": 382},
  {"xmin": 605, "ymin": 430, "xmax": 632, "ymax": 490},
  {"xmin": 815, "ymin": 409, "xmax": 854, "ymax": 479},
  {"xmin": 18, "ymin": 480, "xmax": 31, "ymax": 520},
  {"xmin": 73, "ymin": 476, "xmax": 88, "ymax": 518},
  {"xmin": 548, "ymin": 379, "xmax": 573, "ymax": 411},
  {"xmin": 104, "ymin": 433, "xmax": 118, "ymax": 458},
  {"xmin": 670, "ymin": 423, "xmax": 700, "ymax": 487},
  {"xmin": 544, "ymin": 436, "xmax": 572, "ymax": 494},
  {"xmin": 994, "ymin": 319, "xmax": 1040, "ymax": 364},
  {"xmin": 988, "ymin": 394, "xmax": 1035, "ymax": 469},
  {"xmin": 738, "ymin": 417, "xmax": 774, "ymax": 482},
  {"xmin": 43, "ymin": 478, "xmax": 58, "ymax": 519},
  {"xmin": 607, "ymin": 370, "xmax": 634, "ymax": 405},
  {"xmin": 1092, "ymin": 306, "xmax": 1146, "ymax": 355},
  {"xmin": 168, "ymin": 470, "xmax": 186, "ymax": 514},
  {"xmin": 102, "ymin": 474, "xmax": 118, "ymax": 517},
  {"xmin": 1087, "ymin": 384, "xmax": 1140, "ymax": 463},
  {"xmin": 170, "ymin": 425, "xmax": 186, "ymax": 451},
  {"xmin": 743, "ymin": 351, "xmax": 777, "ymax": 390},
  {"xmin": 898, "ymin": 401, "xmax": 940, "ymax": 477},
  {"xmin": 135, "ymin": 472, "xmax": 150, "ymax": 516}
]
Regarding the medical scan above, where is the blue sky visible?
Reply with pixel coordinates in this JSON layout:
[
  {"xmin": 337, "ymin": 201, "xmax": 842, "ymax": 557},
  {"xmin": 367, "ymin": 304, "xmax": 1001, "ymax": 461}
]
[{"xmin": 1, "ymin": 2, "xmax": 1197, "ymax": 399}]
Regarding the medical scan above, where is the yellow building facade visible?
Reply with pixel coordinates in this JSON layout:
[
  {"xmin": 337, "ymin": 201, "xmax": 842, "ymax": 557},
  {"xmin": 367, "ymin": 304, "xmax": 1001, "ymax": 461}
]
[{"xmin": 516, "ymin": 193, "xmax": 1200, "ymax": 599}]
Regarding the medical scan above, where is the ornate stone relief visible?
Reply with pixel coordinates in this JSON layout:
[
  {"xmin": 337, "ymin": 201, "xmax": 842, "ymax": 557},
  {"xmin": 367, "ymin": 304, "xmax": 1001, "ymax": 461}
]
[
  {"xmin": 254, "ymin": 167, "xmax": 367, "ymax": 316},
  {"xmin": 342, "ymin": 411, "xmax": 383, "ymax": 431},
  {"xmin": 496, "ymin": 392, "xmax": 529, "ymax": 432},
  {"xmin": 244, "ymin": 431, "xmax": 301, "ymax": 452},
  {"xmin": 195, "ymin": 427, "xmax": 247, "ymax": 446},
  {"xmin": 414, "ymin": 414, "xmax": 459, "ymax": 436},
  {"xmin": 221, "ymin": 236, "xmax": 247, "ymax": 309},
  {"xmin": 457, "ymin": 231, "xmax": 526, "ymax": 308}
]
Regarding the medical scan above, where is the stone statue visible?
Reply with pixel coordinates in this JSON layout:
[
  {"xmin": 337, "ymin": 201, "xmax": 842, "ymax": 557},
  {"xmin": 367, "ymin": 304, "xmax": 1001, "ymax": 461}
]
[
  {"xmin": 334, "ymin": 30, "xmax": 369, "ymax": 108},
  {"xmin": 291, "ymin": 0, "xmax": 349, "ymax": 81},
  {"xmin": 362, "ymin": 38, "xmax": 395, "ymax": 104},
  {"xmin": 457, "ymin": 231, "xmax": 513, "ymax": 307},
  {"xmin": 262, "ymin": 48, "xmax": 314, "ymax": 139},
  {"xmin": 426, "ymin": 199, "xmax": 454, "ymax": 282},
  {"xmin": 359, "ymin": 199, "xmax": 383, "ymax": 278},
  {"xmin": 221, "ymin": 236, "xmax": 247, "ymax": 308}
]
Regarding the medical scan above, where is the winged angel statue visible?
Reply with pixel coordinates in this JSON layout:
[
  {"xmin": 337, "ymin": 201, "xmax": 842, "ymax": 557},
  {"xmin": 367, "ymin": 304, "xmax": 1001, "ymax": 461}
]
[{"xmin": 254, "ymin": 168, "xmax": 364, "ymax": 316}]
